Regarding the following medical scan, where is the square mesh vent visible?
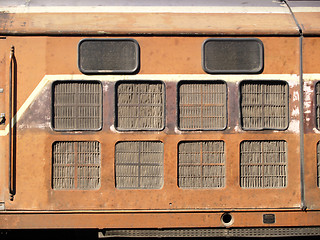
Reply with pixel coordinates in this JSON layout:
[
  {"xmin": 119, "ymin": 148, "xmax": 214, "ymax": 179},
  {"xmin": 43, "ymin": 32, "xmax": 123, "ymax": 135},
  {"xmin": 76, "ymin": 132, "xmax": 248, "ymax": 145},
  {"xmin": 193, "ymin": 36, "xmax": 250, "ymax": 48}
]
[
  {"xmin": 52, "ymin": 141, "xmax": 101, "ymax": 190},
  {"xmin": 240, "ymin": 81, "xmax": 288, "ymax": 130},
  {"xmin": 316, "ymin": 82, "xmax": 320, "ymax": 129},
  {"xmin": 116, "ymin": 82, "xmax": 165, "ymax": 130},
  {"xmin": 178, "ymin": 141, "xmax": 225, "ymax": 188},
  {"xmin": 240, "ymin": 141, "xmax": 287, "ymax": 188},
  {"xmin": 53, "ymin": 81, "xmax": 102, "ymax": 131},
  {"xmin": 178, "ymin": 82, "xmax": 227, "ymax": 130},
  {"xmin": 115, "ymin": 141, "xmax": 164, "ymax": 189}
]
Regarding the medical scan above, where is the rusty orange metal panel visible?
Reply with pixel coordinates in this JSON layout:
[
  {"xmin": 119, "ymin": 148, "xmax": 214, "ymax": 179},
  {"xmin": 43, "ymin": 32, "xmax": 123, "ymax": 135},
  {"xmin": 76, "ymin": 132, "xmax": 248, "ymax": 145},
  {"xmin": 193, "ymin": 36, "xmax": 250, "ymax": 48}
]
[
  {"xmin": 0, "ymin": 36, "xmax": 302, "ymax": 212},
  {"xmin": 303, "ymin": 37, "xmax": 320, "ymax": 210},
  {"xmin": 0, "ymin": 12, "xmax": 299, "ymax": 36},
  {"xmin": 295, "ymin": 12, "xmax": 320, "ymax": 35},
  {"xmin": 0, "ymin": 211, "xmax": 319, "ymax": 229}
]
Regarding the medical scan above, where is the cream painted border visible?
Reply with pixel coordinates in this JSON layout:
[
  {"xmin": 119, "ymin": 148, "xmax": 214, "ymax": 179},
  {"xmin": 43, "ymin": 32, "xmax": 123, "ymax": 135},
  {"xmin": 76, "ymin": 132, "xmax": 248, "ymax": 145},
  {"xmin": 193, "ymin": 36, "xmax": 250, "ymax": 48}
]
[
  {"xmin": 0, "ymin": 6, "xmax": 291, "ymax": 14},
  {"xmin": 303, "ymin": 74, "xmax": 320, "ymax": 81},
  {"xmin": 0, "ymin": 73, "xmax": 299, "ymax": 136}
]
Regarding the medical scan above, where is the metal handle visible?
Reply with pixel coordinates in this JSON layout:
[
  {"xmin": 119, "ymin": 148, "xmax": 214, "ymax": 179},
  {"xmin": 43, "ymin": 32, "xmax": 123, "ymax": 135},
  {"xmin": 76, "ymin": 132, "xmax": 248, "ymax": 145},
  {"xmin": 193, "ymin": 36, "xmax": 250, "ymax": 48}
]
[{"xmin": 9, "ymin": 46, "xmax": 15, "ymax": 201}]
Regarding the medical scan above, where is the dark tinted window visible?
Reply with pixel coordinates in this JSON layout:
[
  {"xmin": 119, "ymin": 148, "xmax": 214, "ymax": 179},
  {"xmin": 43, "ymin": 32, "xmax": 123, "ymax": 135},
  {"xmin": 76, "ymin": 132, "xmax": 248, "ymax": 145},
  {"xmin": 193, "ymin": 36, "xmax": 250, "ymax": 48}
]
[
  {"xmin": 202, "ymin": 38, "xmax": 264, "ymax": 74},
  {"xmin": 78, "ymin": 39, "xmax": 140, "ymax": 74}
]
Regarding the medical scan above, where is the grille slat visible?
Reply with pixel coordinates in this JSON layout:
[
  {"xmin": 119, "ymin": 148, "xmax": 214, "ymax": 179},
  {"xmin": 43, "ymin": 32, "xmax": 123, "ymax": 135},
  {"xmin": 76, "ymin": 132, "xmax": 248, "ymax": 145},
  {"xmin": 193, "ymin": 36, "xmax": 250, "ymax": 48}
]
[
  {"xmin": 240, "ymin": 141, "xmax": 287, "ymax": 188},
  {"xmin": 116, "ymin": 82, "xmax": 164, "ymax": 130},
  {"xmin": 52, "ymin": 141, "xmax": 101, "ymax": 190},
  {"xmin": 115, "ymin": 141, "xmax": 164, "ymax": 189},
  {"xmin": 179, "ymin": 82, "xmax": 227, "ymax": 130},
  {"xmin": 53, "ymin": 82, "xmax": 102, "ymax": 131},
  {"xmin": 178, "ymin": 141, "xmax": 225, "ymax": 189},
  {"xmin": 240, "ymin": 82, "xmax": 288, "ymax": 130}
]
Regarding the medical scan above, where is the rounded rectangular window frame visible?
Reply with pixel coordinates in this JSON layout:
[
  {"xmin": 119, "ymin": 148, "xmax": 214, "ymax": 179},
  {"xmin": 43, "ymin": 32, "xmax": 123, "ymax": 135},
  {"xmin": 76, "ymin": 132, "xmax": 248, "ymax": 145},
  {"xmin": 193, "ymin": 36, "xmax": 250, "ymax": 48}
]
[
  {"xmin": 202, "ymin": 38, "xmax": 264, "ymax": 74},
  {"xmin": 78, "ymin": 38, "xmax": 140, "ymax": 75}
]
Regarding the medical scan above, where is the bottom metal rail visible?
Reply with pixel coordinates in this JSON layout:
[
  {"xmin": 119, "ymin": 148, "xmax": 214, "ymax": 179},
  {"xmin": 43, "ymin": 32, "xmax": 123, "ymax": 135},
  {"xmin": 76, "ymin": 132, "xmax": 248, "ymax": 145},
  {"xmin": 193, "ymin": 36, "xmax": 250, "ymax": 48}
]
[{"xmin": 99, "ymin": 227, "xmax": 320, "ymax": 238}]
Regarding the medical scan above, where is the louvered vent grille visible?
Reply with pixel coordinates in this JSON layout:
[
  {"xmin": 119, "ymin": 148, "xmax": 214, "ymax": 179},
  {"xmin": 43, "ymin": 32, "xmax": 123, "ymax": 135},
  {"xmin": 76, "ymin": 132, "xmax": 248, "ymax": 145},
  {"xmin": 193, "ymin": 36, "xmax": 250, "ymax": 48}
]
[
  {"xmin": 178, "ymin": 141, "xmax": 225, "ymax": 188},
  {"xmin": 316, "ymin": 83, "xmax": 320, "ymax": 129},
  {"xmin": 52, "ymin": 141, "xmax": 101, "ymax": 190},
  {"xmin": 318, "ymin": 142, "xmax": 320, "ymax": 187},
  {"xmin": 116, "ymin": 82, "xmax": 164, "ymax": 130},
  {"xmin": 240, "ymin": 141, "xmax": 287, "ymax": 188},
  {"xmin": 240, "ymin": 81, "xmax": 288, "ymax": 130},
  {"xmin": 178, "ymin": 82, "xmax": 227, "ymax": 130},
  {"xmin": 53, "ymin": 81, "xmax": 102, "ymax": 130},
  {"xmin": 115, "ymin": 141, "xmax": 164, "ymax": 189}
]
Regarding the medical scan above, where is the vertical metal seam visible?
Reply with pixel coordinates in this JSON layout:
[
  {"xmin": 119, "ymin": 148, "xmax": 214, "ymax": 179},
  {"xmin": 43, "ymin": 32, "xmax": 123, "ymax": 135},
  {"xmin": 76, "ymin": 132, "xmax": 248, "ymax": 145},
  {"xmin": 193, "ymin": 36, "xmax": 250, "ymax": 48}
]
[
  {"xmin": 299, "ymin": 35, "xmax": 306, "ymax": 210},
  {"xmin": 282, "ymin": 0, "xmax": 306, "ymax": 210}
]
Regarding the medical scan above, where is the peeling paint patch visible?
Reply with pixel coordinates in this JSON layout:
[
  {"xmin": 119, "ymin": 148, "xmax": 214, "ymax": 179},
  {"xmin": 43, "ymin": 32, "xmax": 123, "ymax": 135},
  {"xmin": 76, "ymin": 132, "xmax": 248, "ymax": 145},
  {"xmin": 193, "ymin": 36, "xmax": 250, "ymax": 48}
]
[
  {"xmin": 289, "ymin": 80, "xmax": 299, "ymax": 88},
  {"xmin": 174, "ymin": 127, "xmax": 182, "ymax": 134},
  {"xmin": 103, "ymin": 84, "xmax": 108, "ymax": 92},
  {"xmin": 110, "ymin": 125, "xmax": 116, "ymax": 132},
  {"xmin": 293, "ymin": 90, "xmax": 299, "ymax": 102},
  {"xmin": 304, "ymin": 83, "xmax": 313, "ymax": 114},
  {"xmin": 291, "ymin": 106, "xmax": 300, "ymax": 117},
  {"xmin": 313, "ymin": 128, "xmax": 320, "ymax": 134},
  {"xmin": 234, "ymin": 125, "xmax": 243, "ymax": 132},
  {"xmin": 288, "ymin": 120, "xmax": 300, "ymax": 134}
]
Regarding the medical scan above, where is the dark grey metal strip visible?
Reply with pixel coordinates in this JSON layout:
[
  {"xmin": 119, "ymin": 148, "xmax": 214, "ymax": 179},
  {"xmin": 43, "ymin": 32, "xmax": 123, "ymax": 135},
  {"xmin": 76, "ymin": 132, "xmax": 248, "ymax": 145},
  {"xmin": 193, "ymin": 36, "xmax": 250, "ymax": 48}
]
[{"xmin": 99, "ymin": 227, "xmax": 320, "ymax": 238}]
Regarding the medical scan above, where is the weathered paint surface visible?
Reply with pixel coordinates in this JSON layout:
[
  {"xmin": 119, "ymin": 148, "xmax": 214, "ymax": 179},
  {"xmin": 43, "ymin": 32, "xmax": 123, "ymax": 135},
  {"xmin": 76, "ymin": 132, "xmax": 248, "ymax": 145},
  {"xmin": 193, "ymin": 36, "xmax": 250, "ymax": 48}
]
[{"xmin": 0, "ymin": 0, "xmax": 319, "ymax": 230}]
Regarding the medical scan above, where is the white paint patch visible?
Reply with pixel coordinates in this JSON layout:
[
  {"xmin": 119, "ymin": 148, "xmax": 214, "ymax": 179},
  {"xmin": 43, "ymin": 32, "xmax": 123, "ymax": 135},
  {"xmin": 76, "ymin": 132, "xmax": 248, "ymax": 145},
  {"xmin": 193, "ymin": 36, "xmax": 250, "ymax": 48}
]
[
  {"xmin": 289, "ymin": 80, "xmax": 299, "ymax": 88},
  {"xmin": 0, "ymin": 73, "xmax": 301, "ymax": 136},
  {"xmin": 313, "ymin": 128, "xmax": 320, "ymax": 134},
  {"xmin": 288, "ymin": 120, "xmax": 300, "ymax": 134},
  {"xmin": 110, "ymin": 125, "xmax": 116, "ymax": 132},
  {"xmin": 293, "ymin": 91, "xmax": 299, "ymax": 102},
  {"xmin": 103, "ymin": 84, "xmax": 108, "ymax": 92},
  {"xmin": 303, "ymin": 83, "xmax": 313, "ymax": 114},
  {"xmin": 234, "ymin": 125, "xmax": 242, "ymax": 133},
  {"xmin": 0, "ymin": 6, "xmax": 291, "ymax": 14},
  {"xmin": 174, "ymin": 127, "xmax": 182, "ymax": 134},
  {"xmin": 291, "ymin": 106, "xmax": 300, "ymax": 117}
]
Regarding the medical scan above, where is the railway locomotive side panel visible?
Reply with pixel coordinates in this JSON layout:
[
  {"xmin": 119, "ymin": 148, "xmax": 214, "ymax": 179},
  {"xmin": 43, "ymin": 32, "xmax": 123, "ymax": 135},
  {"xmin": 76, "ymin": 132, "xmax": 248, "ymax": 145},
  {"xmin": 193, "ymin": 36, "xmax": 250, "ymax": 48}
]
[
  {"xmin": 0, "ymin": 36, "xmax": 302, "ymax": 211},
  {"xmin": 0, "ymin": 0, "xmax": 319, "ymax": 236}
]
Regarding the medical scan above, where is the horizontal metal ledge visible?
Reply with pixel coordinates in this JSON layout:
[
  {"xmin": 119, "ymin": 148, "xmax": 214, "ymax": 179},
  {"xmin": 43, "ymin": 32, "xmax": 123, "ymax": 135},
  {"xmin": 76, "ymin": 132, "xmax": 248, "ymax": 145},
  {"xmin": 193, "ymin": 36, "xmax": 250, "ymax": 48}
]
[{"xmin": 99, "ymin": 227, "xmax": 320, "ymax": 238}]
